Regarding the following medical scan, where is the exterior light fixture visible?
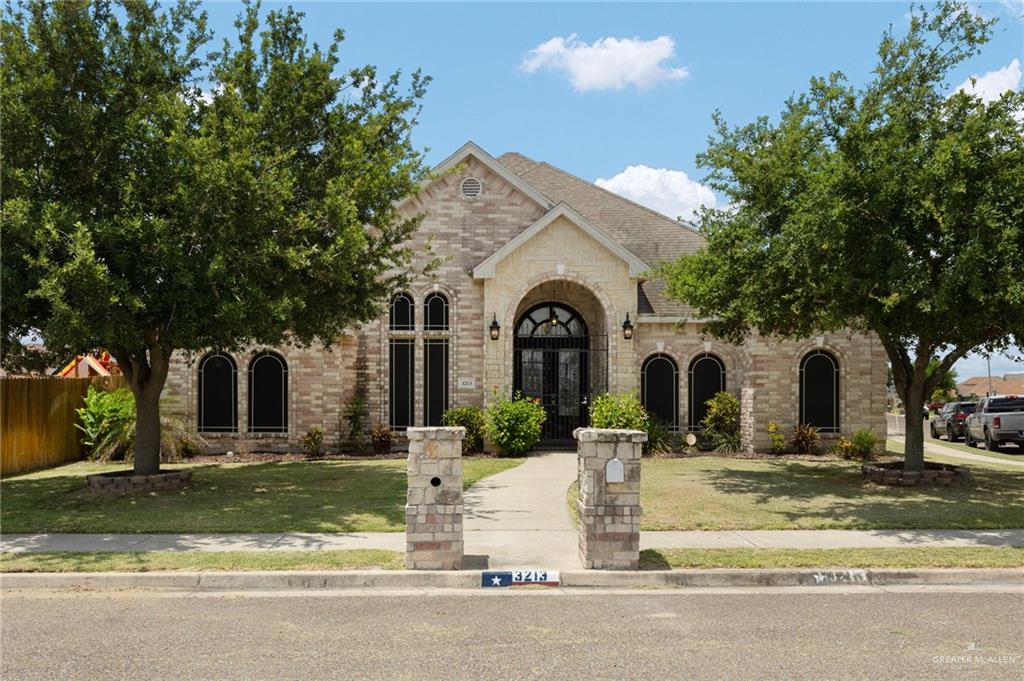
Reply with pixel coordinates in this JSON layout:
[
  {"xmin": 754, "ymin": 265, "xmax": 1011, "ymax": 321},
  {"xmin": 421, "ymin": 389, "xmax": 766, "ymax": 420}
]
[
  {"xmin": 489, "ymin": 314, "xmax": 501, "ymax": 341},
  {"xmin": 622, "ymin": 313, "xmax": 634, "ymax": 340},
  {"xmin": 549, "ymin": 306, "xmax": 559, "ymax": 326}
]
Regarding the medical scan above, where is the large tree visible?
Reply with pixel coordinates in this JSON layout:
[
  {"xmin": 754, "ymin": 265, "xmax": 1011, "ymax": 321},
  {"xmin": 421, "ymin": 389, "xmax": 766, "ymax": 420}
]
[
  {"xmin": 1, "ymin": 0, "xmax": 430, "ymax": 474},
  {"xmin": 661, "ymin": 2, "xmax": 1023, "ymax": 470}
]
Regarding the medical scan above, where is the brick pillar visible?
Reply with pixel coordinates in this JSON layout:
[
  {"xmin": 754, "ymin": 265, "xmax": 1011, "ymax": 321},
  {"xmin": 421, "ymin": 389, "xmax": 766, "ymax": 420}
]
[
  {"xmin": 574, "ymin": 428, "xmax": 645, "ymax": 570},
  {"xmin": 740, "ymin": 387, "xmax": 756, "ymax": 455},
  {"xmin": 405, "ymin": 427, "xmax": 465, "ymax": 570}
]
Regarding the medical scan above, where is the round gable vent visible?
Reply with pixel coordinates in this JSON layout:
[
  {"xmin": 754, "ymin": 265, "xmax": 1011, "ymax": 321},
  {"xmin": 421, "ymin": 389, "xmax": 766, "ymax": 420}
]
[{"xmin": 460, "ymin": 177, "xmax": 483, "ymax": 200}]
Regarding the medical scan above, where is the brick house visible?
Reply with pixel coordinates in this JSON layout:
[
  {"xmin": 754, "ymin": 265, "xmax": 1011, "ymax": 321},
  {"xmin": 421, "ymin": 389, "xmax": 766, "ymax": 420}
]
[{"xmin": 163, "ymin": 142, "xmax": 888, "ymax": 452}]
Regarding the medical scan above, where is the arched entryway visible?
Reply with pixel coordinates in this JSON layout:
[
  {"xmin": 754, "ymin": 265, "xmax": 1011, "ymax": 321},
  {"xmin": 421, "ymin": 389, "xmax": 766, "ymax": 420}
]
[{"xmin": 513, "ymin": 301, "xmax": 607, "ymax": 444}]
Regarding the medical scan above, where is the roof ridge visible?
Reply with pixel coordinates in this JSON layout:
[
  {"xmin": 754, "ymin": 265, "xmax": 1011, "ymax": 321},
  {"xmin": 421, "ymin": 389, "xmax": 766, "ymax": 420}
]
[{"xmin": 529, "ymin": 160, "xmax": 702, "ymax": 235}]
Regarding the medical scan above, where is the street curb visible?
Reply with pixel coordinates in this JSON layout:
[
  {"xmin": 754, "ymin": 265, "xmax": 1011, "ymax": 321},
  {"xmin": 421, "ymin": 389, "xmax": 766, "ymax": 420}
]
[{"xmin": 2, "ymin": 568, "xmax": 1021, "ymax": 591}]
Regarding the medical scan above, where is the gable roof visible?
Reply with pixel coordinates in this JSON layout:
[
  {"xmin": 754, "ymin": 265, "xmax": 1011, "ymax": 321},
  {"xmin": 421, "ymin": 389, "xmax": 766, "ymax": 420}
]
[
  {"xmin": 473, "ymin": 203, "xmax": 649, "ymax": 279},
  {"xmin": 497, "ymin": 151, "xmax": 704, "ymax": 317},
  {"xmin": 497, "ymin": 152, "xmax": 705, "ymax": 264},
  {"xmin": 417, "ymin": 142, "xmax": 554, "ymax": 211}
]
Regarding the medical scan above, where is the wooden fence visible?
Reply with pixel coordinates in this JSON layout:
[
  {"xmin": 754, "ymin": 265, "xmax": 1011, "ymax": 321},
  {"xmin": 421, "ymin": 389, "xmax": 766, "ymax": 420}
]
[{"xmin": 1, "ymin": 375, "xmax": 126, "ymax": 477}]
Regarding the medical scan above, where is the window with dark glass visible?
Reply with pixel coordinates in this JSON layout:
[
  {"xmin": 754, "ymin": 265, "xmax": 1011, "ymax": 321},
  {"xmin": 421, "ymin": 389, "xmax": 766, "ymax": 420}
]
[
  {"xmin": 248, "ymin": 352, "xmax": 288, "ymax": 433},
  {"xmin": 800, "ymin": 350, "xmax": 839, "ymax": 432},
  {"xmin": 198, "ymin": 353, "xmax": 237, "ymax": 433},
  {"xmin": 424, "ymin": 292, "xmax": 449, "ymax": 331},
  {"xmin": 389, "ymin": 293, "xmax": 414, "ymax": 331},
  {"xmin": 389, "ymin": 339, "xmax": 414, "ymax": 429},
  {"xmin": 641, "ymin": 354, "xmax": 678, "ymax": 430},
  {"xmin": 424, "ymin": 339, "xmax": 449, "ymax": 426},
  {"xmin": 688, "ymin": 353, "xmax": 726, "ymax": 431}
]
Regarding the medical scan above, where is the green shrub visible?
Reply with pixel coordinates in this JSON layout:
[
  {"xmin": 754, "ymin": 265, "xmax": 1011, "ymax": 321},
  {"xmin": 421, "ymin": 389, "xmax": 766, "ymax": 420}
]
[
  {"xmin": 77, "ymin": 386, "xmax": 135, "ymax": 457},
  {"xmin": 343, "ymin": 397, "xmax": 368, "ymax": 449},
  {"xmin": 442, "ymin": 406, "xmax": 486, "ymax": 454},
  {"xmin": 767, "ymin": 421, "xmax": 787, "ymax": 454},
  {"xmin": 75, "ymin": 386, "xmax": 204, "ymax": 462},
  {"xmin": 589, "ymin": 393, "xmax": 650, "ymax": 431},
  {"xmin": 792, "ymin": 423, "xmax": 821, "ymax": 455},
  {"xmin": 302, "ymin": 427, "xmax": 324, "ymax": 458},
  {"xmin": 643, "ymin": 417, "xmax": 675, "ymax": 456},
  {"xmin": 485, "ymin": 392, "xmax": 546, "ymax": 457},
  {"xmin": 701, "ymin": 392, "xmax": 741, "ymax": 453},
  {"xmin": 850, "ymin": 429, "xmax": 878, "ymax": 460}
]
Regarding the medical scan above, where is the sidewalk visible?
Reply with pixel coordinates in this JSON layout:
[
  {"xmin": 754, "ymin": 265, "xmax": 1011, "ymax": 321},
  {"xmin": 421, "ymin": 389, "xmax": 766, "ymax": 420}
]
[{"xmin": 4, "ymin": 529, "xmax": 1023, "ymax": 555}]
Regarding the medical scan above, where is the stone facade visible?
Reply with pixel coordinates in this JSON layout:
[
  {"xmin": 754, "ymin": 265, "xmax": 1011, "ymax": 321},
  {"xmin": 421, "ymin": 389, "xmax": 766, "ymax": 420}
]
[
  {"xmin": 405, "ymin": 427, "xmax": 464, "ymax": 570},
  {"xmin": 162, "ymin": 142, "xmax": 888, "ymax": 453},
  {"xmin": 575, "ymin": 428, "xmax": 645, "ymax": 570}
]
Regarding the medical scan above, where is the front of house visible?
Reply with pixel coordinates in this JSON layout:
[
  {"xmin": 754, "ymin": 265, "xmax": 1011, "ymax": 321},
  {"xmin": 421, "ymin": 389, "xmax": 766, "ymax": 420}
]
[{"xmin": 163, "ymin": 142, "xmax": 888, "ymax": 451}]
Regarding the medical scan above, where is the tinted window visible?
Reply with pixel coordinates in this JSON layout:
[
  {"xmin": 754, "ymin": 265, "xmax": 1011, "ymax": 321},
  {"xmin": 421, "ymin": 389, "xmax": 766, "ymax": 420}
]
[
  {"xmin": 988, "ymin": 398, "xmax": 1024, "ymax": 413},
  {"xmin": 956, "ymin": 403, "xmax": 976, "ymax": 414}
]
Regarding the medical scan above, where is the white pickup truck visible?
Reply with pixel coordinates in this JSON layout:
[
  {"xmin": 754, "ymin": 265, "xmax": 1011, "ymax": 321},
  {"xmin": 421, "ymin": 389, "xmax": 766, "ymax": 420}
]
[{"xmin": 964, "ymin": 395, "xmax": 1024, "ymax": 451}]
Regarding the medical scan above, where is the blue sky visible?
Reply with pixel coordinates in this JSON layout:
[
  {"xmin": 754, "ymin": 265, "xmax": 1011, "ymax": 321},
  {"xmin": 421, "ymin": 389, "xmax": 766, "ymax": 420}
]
[{"xmin": 200, "ymin": 1, "xmax": 1023, "ymax": 379}]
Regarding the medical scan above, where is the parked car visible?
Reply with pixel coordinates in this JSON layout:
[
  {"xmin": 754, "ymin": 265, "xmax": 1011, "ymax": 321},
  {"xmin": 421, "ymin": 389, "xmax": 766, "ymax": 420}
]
[
  {"xmin": 964, "ymin": 395, "xmax": 1024, "ymax": 451},
  {"xmin": 930, "ymin": 401, "xmax": 976, "ymax": 442}
]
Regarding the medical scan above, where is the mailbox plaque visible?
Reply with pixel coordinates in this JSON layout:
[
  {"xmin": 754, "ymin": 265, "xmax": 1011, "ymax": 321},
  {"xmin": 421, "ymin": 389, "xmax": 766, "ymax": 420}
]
[{"xmin": 481, "ymin": 570, "xmax": 560, "ymax": 587}]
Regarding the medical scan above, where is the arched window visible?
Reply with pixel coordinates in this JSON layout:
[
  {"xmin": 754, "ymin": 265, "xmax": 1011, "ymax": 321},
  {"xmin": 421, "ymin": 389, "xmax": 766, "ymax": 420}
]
[
  {"xmin": 198, "ymin": 353, "xmax": 237, "ymax": 433},
  {"xmin": 514, "ymin": 303, "xmax": 587, "ymax": 337},
  {"xmin": 389, "ymin": 293, "xmax": 414, "ymax": 330},
  {"xmin": 424, "ymin": 292, "xmax": 449, "ymax": 331},
  {"xmin": 688, "ymin": 353, "xmax": 726, "ymax": 431},
  {"xmin": 800, "ymin": 350, "xmax": 839, "ymax": 432},
  {"xmin": 641, "ymin": 354, "xmax": 678, "ymax": 430},
  {"xmin": 248, "ymin": 352, "xmax": 288, "ymax": 433}
]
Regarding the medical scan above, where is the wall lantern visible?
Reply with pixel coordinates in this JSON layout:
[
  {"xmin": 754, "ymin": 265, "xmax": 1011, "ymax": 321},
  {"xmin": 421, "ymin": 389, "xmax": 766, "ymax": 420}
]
[
  {"xmin": 622, "ymin": 313, "xmax": 634, "ymax": 340},
  {"xmin": 489, "ymin": 314, "xmax": 501, "ymax": 341}
]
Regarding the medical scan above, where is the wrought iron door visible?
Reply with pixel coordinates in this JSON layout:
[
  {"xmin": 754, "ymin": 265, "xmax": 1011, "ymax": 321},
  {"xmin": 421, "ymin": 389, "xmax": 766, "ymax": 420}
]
[{"xmin": 512, "ymin": 303, "xmax": 607, "ymax": 445}]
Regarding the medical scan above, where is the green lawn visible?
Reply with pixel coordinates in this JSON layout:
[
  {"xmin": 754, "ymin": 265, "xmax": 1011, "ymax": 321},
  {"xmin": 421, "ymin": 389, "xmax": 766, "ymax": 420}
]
[
  {"xmin": 639, "ymin": 547, "xmax": 1024, "ymax": 570},
  {"xmin": 0, "ymin": 550, "xmax": 403, "ymax": 572},
  {"xmin": 641, "ymin": 455, "xmax": 1024, "ymax": 531},
  {"xmin": 0, "ymin": 457, "xmax": 523, "ymax": 534}
]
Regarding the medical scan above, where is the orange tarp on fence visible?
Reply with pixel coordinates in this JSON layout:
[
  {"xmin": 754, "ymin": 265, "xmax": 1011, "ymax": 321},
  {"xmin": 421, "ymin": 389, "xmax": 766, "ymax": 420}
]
[{"xmin": 0, "ymin": 375, "xmax": 125, "ymax": 476}]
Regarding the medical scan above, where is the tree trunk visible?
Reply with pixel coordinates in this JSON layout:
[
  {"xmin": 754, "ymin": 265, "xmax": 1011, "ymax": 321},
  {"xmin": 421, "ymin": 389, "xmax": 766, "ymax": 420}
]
[
  {"xmin": 132, "ymin": 386, "xmax": 163, "ymax": 475},
  {"xmin": 902, "ymin": 384, "xmax": 926, "ymax": 472},
  {"xmin": 111, "ymin": 342, "xmax": 172, "ymax": 476}
]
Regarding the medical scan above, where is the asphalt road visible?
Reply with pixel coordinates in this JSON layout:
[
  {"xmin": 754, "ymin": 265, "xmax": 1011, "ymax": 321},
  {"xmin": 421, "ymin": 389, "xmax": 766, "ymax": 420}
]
[{"xmin": 2, "ymin": 586, "xmax": 1022, "ymax": 680}]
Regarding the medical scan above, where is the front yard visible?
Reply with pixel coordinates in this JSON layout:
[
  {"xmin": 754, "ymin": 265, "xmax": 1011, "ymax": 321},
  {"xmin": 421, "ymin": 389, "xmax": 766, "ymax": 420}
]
[
  {"xmin": 1, "ymin": 458, "xmax": 522, "ymax": 534},
  {"xmin": 640, "ymin": 455, "xmax": 1024, "ymax": 531}
]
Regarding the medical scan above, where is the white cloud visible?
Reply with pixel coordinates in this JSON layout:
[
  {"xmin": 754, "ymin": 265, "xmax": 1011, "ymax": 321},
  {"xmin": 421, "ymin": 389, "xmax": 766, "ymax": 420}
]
[
  {"xmin": 955, "ymin": 58, "xmax": 1022, "ymax": 102},
  {"xmin": 520, "ymin": 34, "xmax": 689, "ymax": 92},
  {"xmin": 595, "ymin": 165, "xmax": 716, "ymax": 222},
  {"xmin": 954, "ymin": 348, "xmax": 1024, "ymax": 381},
  {"xmin": 1001, "ymin": 1, "xmax": 1024, "ymax": 21}
]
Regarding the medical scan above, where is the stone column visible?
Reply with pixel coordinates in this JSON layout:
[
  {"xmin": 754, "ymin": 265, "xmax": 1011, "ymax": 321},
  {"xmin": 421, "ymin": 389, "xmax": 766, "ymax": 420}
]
[
  {"xmin": 574, "ymin": 428, "xmax": 645, "ymax": 570},
  {"xmin": 740, "ymin": 387, "xmax": 756, "ymax": 455},
  {"xmin": 405, "ymin": 427, "xmax": 465, "ymax": 570}
]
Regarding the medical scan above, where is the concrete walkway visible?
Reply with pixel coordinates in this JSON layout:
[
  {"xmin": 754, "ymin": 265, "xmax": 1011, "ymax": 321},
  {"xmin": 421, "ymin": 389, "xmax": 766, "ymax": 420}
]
[
  {"xmin": 463, "ymin": 451, "xmax": 579, "ymax": 570},
  {"xmin": 890, "ymin": 435, "xmax": 1024, "ymax": 468}
]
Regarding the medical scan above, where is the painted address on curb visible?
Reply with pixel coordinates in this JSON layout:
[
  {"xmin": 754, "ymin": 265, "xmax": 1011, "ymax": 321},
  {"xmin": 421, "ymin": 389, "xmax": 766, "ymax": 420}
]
[
  {"xmin": 482, "ymin": 570, "xmax": 560, "ymax": 587},
  {"xmin": 813, "ymin": 569, "xmax": 869, "ymax": 584}
]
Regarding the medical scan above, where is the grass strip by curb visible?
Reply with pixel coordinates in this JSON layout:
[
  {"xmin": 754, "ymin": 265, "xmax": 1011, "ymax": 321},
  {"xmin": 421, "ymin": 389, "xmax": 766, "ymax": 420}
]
[
  {"xmin": 639, "ymin": 547, "xmax": 1024, "ymax": 570},
  {"xmin": 0, "ymin": 550, "xmax": 404, "ymax": 573}
]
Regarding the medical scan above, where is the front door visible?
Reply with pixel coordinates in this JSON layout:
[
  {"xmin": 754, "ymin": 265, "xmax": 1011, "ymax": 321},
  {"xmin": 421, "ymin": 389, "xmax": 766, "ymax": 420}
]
[{"xmin": 513, "ymin": 303, "xmax": 590, "ymax": 444}]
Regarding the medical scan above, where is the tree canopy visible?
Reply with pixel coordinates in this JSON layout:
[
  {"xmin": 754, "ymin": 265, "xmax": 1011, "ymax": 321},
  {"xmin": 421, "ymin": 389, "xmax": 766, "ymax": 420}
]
[
  {"xmin": 1, "ymin": 0, "xmax": 430, "ymax": 473},
  {"xmin": 661, "ymin": 1, "xmax": 1023, "ymax": 468}
]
